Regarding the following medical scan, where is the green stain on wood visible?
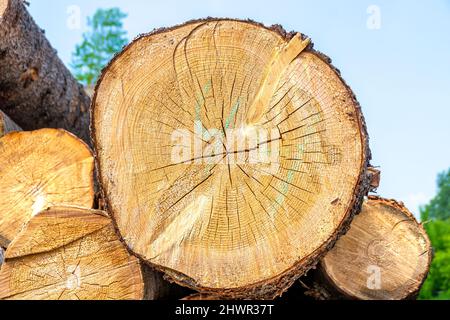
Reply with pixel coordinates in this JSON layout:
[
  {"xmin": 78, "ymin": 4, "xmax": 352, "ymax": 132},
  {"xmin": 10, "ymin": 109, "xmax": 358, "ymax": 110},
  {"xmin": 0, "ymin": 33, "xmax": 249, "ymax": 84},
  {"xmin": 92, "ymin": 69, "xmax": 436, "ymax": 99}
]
[{"xmin": 270, "ymin": 144, "xmax": 304, "ymax": 217}]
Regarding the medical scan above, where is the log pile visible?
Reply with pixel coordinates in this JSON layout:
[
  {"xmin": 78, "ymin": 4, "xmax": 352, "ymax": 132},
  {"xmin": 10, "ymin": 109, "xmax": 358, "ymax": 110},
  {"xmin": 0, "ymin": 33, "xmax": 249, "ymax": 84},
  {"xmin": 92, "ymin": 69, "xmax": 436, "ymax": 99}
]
[{"xmin": 0, "ymin": 8, "xmax": 432, "ymax": 301}]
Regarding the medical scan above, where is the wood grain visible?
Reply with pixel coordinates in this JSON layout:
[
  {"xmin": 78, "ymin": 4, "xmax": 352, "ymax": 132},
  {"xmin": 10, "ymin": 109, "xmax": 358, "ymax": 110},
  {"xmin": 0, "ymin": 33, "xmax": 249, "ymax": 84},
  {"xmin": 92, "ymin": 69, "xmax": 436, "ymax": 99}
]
[
  {"xmin": 92, "ymin": 19, "xmax": 371, "ymax": 299},
  {"xmin": 0, "ymin": 129, "xmax": 95, "ymax": 247},
  {"xmin": 0, "ymin": 206, "xmax": 144, "ymax": 300},
  {"xmin": 315, "ymin": 196, "xmax": 432, "ymax": 300}
]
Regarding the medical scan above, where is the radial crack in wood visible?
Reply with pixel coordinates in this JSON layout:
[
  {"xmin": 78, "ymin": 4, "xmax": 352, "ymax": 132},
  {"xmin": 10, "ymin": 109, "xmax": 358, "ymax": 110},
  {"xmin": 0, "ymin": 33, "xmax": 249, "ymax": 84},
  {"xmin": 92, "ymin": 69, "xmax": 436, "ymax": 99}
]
[
  {"xmin": 0, "ymin": 129, "xmax": 95, "ymax": 248},
  {"xmin": 0, "ymin": 206, "xmax": 144, "ymax": 300},
  {"xmin": 92, "ymin": 18, "xmax": 371, "ymax": 299},
  {"xmin": 246, "ymin": 33, "xmax": 310, "ymax": 125},
  {"xmin": 312, "ymin": 196, "xmax": 432, "ymax": 300}
]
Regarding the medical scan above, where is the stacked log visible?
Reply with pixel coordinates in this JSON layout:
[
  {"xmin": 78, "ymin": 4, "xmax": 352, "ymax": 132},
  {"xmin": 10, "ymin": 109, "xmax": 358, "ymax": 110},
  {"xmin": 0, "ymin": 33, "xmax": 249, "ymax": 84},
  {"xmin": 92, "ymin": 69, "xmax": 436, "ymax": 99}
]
[
  {"xmin": 0, "ymin": 206, "xmax": 144, "ymax": 300},
  {"xmin": 92, "ymin": 19, "xmax": 371, "ymax": 299},
  {"xmin": 0, "ymin": 10, "xmax": 433, "ymax": 301},
  {"xmin": 0, "ymin": 0, "xmax": 91, "ymax": 143},
  {"xmin": 0, "ymin": 129, "xmax": 94, "ymax": 248},
  {"xmin": 304, "ymin": 197, "xmax": 432, "ymax": 300}
]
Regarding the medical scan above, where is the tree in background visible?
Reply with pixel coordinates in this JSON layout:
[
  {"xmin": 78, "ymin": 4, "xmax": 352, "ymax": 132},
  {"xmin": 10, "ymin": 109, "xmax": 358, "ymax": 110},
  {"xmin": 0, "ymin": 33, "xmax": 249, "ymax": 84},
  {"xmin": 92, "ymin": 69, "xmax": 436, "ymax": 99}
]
[
  {"xmin": 419, "ymin": 168, "xmax": 450, "ymax": 300},
  {"xmin": 71, "ymin": 8, "xmax": 128, "ymax": 86}
]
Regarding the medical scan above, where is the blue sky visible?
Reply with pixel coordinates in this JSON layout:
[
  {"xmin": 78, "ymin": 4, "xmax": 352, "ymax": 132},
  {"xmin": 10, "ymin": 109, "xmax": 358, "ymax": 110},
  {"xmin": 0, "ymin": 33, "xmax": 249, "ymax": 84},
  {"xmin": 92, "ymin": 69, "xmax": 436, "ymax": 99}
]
[{"xmin": 28, "ymin": 0, "xmax": 450, "ymax": 218}]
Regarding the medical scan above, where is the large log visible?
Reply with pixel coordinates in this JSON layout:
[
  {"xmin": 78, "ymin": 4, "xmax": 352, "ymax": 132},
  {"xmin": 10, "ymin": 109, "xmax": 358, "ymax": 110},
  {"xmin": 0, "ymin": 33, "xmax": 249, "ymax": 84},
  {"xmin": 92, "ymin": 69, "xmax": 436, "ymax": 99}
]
[
  {"xmin": 92, "ymin": 19, "xmax": 371, "ymax": 299},
  {"xmin": 305, "ymin": 196, "xmax": 432, "ymax": 300},
  {"xmin": 0, "ymin": 110, "xmax": 21, "ymax": 137},
  {"xmin": 0, "ymin": 206, "xmax": 144, "ymax": 300},
  {"xmin": 0, "ymin": 0, "xmax": 91, "ymax": 143},
  {"xmin": 0, "ymin": 129, "xmax": 95, "ymax": 248}
]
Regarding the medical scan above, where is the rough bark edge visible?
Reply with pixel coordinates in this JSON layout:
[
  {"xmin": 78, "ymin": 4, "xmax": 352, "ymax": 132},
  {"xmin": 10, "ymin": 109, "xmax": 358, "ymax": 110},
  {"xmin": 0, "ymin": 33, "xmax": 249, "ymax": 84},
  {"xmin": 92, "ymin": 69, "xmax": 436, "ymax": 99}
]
[
  {"xmin": 307, "ymin": 196, "xmax": 433, "ymax": 300},
  {"xmin": 181, "ymin": 293, "xmax": 222, "ymax": 301},
  {"xmin": 90, "ymin": 17, "xmax": 372, "ymax": 300}
]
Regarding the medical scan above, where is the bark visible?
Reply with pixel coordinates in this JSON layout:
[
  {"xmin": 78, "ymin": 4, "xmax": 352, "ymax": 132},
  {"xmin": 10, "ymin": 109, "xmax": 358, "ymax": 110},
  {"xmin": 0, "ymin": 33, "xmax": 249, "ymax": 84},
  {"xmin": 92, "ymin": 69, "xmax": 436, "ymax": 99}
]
[
  {"xmin": 0, "ymin": 207, "xmax": 144, "ymax": 300},
  {"xmin": 305, "ymin": 196, "xmax": 432, "ymax": 300},
  {"xmin": 181, "ymin": 294, "xmax": 222, "ymax": 301},
  {"xmin": 367, "ymin": 166, "xmax": 381, "ymax": 192},
  {"xmin": 0, "ymin": 109, "xmax": 21, "ymax": 136},
  {"xmin": 0, "ymin": 129, "xmax": 95, "ymax": 247},
  {"xmin": 0, "ymin": 0, "xmax": 91, "ymax": 143},
  {"xmin": 92, "ymin": 18, "xmax": 371, "ymax": 299}
]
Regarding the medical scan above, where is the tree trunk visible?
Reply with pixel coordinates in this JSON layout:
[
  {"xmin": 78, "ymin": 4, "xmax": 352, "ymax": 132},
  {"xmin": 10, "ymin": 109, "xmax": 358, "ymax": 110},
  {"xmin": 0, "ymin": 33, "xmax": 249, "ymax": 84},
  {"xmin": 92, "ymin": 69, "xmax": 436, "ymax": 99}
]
[
  {"xmin": 92, "ymin": 18, "xmax": 371, "ymax": 299},
  {"xmin": 305, "ymin": 196, "xmax": 432, "ymax": 300},
  {"xmin": 0, "ymin": 129, "xmax": 95, "ymax": 248},
  {"xmin": 0, "ymin": 0, "xmax": 91, "ymax": 143},
  {"xmin": 0, "ymin": 206, "xmax": 144, "ymax": 300},
  {"xmin": 0, "ymin": 109, "xmax": 21, "ymax": 137}
]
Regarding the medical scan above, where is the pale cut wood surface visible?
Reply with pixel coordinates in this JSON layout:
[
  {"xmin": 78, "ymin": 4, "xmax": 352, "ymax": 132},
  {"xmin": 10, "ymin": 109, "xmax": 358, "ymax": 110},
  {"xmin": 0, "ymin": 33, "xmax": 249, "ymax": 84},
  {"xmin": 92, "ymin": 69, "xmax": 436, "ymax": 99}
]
[
  {"xmin": 0, "ymin": 206, "xmax": 144, "ymax": 300},
  {"xmin": 320, "ymin": 196, "xmax": 432, "ymax": 300},
  {"xmin": 92, "ymin": 19, "xmax": 371, "ymax": 298},
  {"xmin": 0, "ymin": 129, "xmax": 95, "ymax": 247}
]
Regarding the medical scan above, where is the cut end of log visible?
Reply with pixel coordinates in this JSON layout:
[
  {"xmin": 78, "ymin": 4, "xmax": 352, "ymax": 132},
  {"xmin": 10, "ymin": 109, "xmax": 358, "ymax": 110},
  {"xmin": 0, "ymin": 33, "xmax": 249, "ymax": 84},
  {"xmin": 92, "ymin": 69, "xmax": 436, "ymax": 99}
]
[
  {"xmin": 320, "ymin": 196, "xmax": 432, "ymax": 300},
  {"xmin": 0, "ymin": 0, "xmax": 11, "ymax": 17},
  {"xmin": 0, "ymin": 206, "xmax": 144, "ymax": 300},
  {"xmin": 0, "ymin": 129, "xmax": 95, "ymax": 248},
  {"xmin": 0, "ymin": 0, "xmax": 8, "ymax": 19},
  {"xmin": 92, "ymin": 18, "xmax": 370, "ymax": 298}
]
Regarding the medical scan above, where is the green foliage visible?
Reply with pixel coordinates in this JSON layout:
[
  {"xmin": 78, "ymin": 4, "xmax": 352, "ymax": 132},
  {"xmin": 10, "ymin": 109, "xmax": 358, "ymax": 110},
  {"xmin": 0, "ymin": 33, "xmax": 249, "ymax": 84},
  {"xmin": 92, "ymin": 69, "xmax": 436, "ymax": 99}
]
[
  {"xmin": 71, "ymin": 8, "xmax": 128, "ymax": 86},
  {"xmin": 422, "ymin": 169, "xmax": 450, "ymax": 221},
  {"xmin": 419, "ymin": 169, "xmax": 450, "ymax": 300}
]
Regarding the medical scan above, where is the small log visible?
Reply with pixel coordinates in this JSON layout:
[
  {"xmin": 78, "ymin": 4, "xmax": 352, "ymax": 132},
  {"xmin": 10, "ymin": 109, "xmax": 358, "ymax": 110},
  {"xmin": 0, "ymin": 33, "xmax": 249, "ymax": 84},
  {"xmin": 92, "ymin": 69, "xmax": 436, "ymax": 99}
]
[
  {"xmin": 0, "ymin": 110, "xmax": 21, "ymax": 137},
  {"xmin": 306, "ymin": 196, "xmax": 432, "ymax": 300},
  {"xmin": 0, "ymin": 206, "xmax": 144, "ymax": 300},
  {"xmin": 0, "ymin": 0, "xmax": 91, "ymax": 143},
  {"xmin": 92, "ymin": 19, "xmax": 371, "ymax": 299},
  {"xmin": 0, "ymin": 129, "xmax": 95, "ymax": 248}
]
